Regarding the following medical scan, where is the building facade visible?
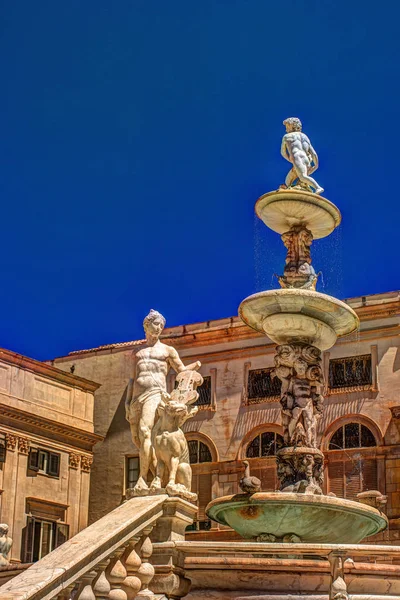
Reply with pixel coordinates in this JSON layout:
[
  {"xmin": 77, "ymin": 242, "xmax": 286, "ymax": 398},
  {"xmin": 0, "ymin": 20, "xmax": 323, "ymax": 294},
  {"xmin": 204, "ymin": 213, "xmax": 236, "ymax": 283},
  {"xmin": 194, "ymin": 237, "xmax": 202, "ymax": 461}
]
[
  {"xmin": 52, "ymin": 291, "xmax": 400, "ymax": 543},
  {"xmin": 0, "ymin": 348, "xmax": 101, "ymax": 565}
]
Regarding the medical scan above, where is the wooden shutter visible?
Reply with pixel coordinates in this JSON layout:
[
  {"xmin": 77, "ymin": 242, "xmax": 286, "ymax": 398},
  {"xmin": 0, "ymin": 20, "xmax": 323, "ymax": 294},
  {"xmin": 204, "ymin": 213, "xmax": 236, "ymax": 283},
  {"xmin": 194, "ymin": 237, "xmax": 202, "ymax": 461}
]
[
  {"xmin": 327, "ymin": 460, "xmax": 344, "ymax": 497},
  {"xmin": 48, "ymin": 453, "xmax": 60, "ymax": 477},
  {"xmin": 252, "ymin": 461, "xmax": 278, "ymax": 492},
  {"xmin": 55, "ymin": 523, "xmax": 69, "ymax": 548},
  {"xmin": 24, "ymin": 517, "xmax": 35, "ymax": 563},
  {"xmin": 28, "ymin": 449, "xmax": 39, "ymax": 471},
  {"xmin": 361, "ymin": 458, "xmax": 378, "ymax": 492},
  {"xmin": 192, "ymin": 473, "xmax": 212, "ymax": 520},
  {"xmin": 0, "ymin": 438, "xmax": 6, "ymax": 463},
  {"xmin": 344, "ymin": 458, "xmax": 362, "ymax": 499}
]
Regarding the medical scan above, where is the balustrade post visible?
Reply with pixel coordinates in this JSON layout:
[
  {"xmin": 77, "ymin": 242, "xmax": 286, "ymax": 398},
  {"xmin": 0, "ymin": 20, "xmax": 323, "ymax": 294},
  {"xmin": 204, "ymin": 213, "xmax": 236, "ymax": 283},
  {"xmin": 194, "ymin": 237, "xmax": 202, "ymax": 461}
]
[
  {"xmin": 328, "ymin": 550, "xmax": 349, "ymax": 600},
  {"xmin": 73, "ymin": 571, "xmax": 97, "ymax": 600},
  {"xmin": 135, "ymin": 528, "xmax": 155, "ymax": 600},
  {"xmin": 92, "ymin": 560, "xmax": 111, "ymax": 600},
  {"xmin": 151, "ymin": 497, "xmax": 197, "ymax": 599},
  {"xmin": 121, "ymin": 539, "xmax": 142, "ymax": 600},
  {"xmin": 107, "ymin": 550, "xmax": 128, "ymax": 600}
]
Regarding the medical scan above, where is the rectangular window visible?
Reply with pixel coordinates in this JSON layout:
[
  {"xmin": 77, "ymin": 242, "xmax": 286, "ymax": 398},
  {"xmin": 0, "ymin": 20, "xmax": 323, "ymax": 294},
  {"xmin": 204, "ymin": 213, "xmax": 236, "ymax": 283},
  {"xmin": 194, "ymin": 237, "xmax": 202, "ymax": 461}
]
[
  {"xmin": 24, "ymin": 517, "xmax": 69, "ymax": 562},
  {"xmin": 126, "ymin": 456, "xmax": 140, "ymax": 490},
  {"xmin": 329, "ymin": 355, "xmax": 372, "ymax": 390},
  {"xmin": 195, "ymin": 376, "xmax": 212, "ymax": 407},
  {"xmin": 28, "ymin": 449, "xmax": 60, "ymax": 477},
  {"xmin": 0, "ymin": 435, "xmax": 6, "ymax": 463},
  {"xmin": 247, "ymin": 368, "xmax": 281, "ymax": 403}
]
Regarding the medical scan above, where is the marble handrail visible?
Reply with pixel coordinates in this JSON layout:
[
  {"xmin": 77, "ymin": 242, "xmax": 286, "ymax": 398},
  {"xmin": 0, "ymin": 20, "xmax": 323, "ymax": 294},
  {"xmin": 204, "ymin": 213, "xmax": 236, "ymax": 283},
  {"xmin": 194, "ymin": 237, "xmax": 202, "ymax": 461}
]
[{"xmin": 0, "ymin": 494, "xmax": 168, "ymax": 600}]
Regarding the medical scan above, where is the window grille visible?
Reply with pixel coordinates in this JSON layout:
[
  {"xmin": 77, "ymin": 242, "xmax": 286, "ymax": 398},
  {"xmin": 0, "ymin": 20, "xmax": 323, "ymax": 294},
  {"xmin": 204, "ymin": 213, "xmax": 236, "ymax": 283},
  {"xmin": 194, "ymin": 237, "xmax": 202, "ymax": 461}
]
[
  {"xmin": 195, "ymin": 376, "xmax": 212, "ymax": 406},
  {"xmin": 246, "ymin": 431, "xmax": 284, "ymax": 458},
  {"xmin": 329, "ymin": 423, "xmax": 376, "ymax": 451},
  {"xmin": 126, "ymin": 456, "xmax": 140, "ymax": 490},
  {"xmin": 188, "ymin": 440, "xmax": 212, "ymax": 464},
  {"xmin": 247, "ymin": 368, "xmax": 281, "ymax": 403},
  {"xmin": 329, "ymin": 355, "xmax": 372, "ymax": 390}
]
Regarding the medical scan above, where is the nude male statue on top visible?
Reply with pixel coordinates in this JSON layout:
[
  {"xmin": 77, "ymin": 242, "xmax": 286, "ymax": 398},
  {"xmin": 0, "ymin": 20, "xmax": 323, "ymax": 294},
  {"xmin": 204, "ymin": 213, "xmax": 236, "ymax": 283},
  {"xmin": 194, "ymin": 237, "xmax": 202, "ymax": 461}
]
[
  {"xmin": 125, "ymin": 309, "xmax": 200, "ymax": 495},
  {"xmin": 280, "ymin": 117, "xmax": 324, "ymax": 194}
]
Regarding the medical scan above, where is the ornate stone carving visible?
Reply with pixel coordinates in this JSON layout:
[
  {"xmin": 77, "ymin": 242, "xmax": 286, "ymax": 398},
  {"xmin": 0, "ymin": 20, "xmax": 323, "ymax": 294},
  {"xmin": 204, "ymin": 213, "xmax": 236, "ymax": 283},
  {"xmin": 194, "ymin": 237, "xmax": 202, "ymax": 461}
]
[
  {"xmin": 0, "ymin": 523, "xmax": 12, "ymax": 566},
  {"xmin": 81, "ymin": 455, "xmax": 93, "ymax": 472},
  {"xmin": 273, "ymin": 342, "xmax": 325, "ymax": 494},
  {"xmin": 149, "ymin": 370, "xmax": 203, "ymax": 501},
  {"xmin": 125, "ymin": 310, "xmax": 201, "ymax": 498},
  {"xmin": 69, "ymin": 453, "xmax": 81, "ymax": 469},
  {"xmin": 280, "ymin": 117, "xmax": 323, "ymax": 194},
  {"xmin": 277, "ymin": 226, "xmax": 320, "ymax": 290},
  {"xmin": 18, "ymin": 436, "xmax": 30, "ymax": 455},
  {"xmin": 5, "ymin": 433, "xmax": 17, "ymax": 451}
]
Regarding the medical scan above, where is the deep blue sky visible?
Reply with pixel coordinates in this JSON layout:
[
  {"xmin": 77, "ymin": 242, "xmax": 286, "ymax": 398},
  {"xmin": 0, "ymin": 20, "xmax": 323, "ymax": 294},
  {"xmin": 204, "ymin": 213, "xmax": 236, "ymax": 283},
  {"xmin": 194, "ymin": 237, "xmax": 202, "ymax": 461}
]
[{"xmin": 0, "ymin": 1, "xmax": 398, "ymax": 361}]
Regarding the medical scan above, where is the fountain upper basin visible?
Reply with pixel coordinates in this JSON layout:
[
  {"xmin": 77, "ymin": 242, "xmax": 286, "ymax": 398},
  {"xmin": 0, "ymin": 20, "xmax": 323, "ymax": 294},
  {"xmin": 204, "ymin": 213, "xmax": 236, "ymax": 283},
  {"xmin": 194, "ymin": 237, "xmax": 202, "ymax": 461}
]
[
  {"xmin": 206, "ymin": 492, "xmax": 388, "ymax": 544},
  {"xmin": 239, "ymin": 288, "xmax": 359, "ymax": 350},
  {"xmin": 256, "ymin": 189, "xmax": 341, "ymax": 238}
]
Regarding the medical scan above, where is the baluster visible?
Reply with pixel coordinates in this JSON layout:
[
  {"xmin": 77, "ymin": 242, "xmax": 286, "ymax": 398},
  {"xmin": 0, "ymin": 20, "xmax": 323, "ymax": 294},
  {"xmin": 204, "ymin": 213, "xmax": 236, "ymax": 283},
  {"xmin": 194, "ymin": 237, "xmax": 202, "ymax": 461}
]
[
  {"xmin": 135, "ymin": 529, "xmax": 155, "ymax": 600},
  {"xmin": 74, "ymin": 571, "xmax": 97, "ymax": 600},
  {"xmin": 121, "ymin": 539, "xmax": 142, "ymax": 600},
  {"xmin": 107, "ymin": 552, "xmax": 128, "ymax": 600},
  {"xmin": 56, "ymin": 583, "xmax": 76, "ymax": 600},
  {"xmin": 93, "ymin": 560, "xmax": 111, "ymax": 600}
]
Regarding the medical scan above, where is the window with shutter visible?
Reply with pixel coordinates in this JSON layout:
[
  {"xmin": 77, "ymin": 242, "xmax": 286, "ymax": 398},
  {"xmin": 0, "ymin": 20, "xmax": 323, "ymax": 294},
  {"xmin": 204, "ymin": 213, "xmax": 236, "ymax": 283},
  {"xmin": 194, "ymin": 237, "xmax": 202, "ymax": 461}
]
[
  {"xmin": 327, "ymin": 461, "xmax": 344, "ymax": 497},
  {"xmin": 0, "ymin": 436, "xmax": 6, "ymax": 463},
  {"xmin": 189, "ymin": 472, "xmax": 212, "ymax": 531},
  {"xmin": 23, "ymin": 517, "xmax": 35, "ymax": 563},
  {"xmin": 28, "ymin": 449, "xmax": 39, "ymax": 471},
  {"xmin": 48, "ymin": 453, "xmax": 60, "ymax": 477},
  {"xmin": 55, "ymin": 523, "xmax": 69, "ymax": 548},
  {"xmin": 251, "ymin": 462, "xmax": 278, "ymax": 491},
  {"xmin": 188, "ymin": 440, "xmax": 212, "ymax": 464}
]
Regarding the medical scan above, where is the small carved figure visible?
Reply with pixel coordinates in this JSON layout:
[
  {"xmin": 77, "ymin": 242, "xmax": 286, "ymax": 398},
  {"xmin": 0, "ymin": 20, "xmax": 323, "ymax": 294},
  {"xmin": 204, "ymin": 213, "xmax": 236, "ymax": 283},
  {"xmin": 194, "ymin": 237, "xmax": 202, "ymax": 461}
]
[
  {"xmin": 150, "ymin": 369, "xmax": 203, "ymax": 501},
  {"xmin": 125, "ymin": 310, "xmax": 200, "ymax": 496},
  {"xmin": 0, "ymin": 524, "xmax": 12, "ymax": 566},
  {"xmin": 281, "ymin": 117, "xmax": 324, "ymax": 194},
  {"xmin": 239, "ymin": 460, "xmax": 261, "ymax": 494}
]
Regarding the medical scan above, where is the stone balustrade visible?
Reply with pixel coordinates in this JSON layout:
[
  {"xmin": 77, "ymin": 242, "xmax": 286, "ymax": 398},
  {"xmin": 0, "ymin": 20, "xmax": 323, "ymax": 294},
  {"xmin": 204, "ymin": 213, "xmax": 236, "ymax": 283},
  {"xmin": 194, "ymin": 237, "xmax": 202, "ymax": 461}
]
[{"xmin": 0, "ymin": 495, "xmax": 169, "ymax": 600}]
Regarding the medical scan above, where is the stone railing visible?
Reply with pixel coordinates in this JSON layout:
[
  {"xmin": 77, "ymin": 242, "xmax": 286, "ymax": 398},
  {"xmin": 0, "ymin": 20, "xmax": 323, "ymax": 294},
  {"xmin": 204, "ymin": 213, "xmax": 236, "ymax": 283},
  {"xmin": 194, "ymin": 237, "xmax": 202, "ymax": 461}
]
[{"xmin": 0, "ymin": 494, "xmax": 198, "ymax": 600}]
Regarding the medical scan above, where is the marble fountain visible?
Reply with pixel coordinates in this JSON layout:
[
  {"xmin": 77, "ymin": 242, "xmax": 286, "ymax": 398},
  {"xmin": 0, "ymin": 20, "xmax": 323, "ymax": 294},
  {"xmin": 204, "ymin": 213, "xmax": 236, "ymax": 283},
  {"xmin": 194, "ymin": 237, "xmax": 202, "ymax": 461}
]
[{"xmin": 206, "ymin": 117, "xmax": 388, "ymax": 546}]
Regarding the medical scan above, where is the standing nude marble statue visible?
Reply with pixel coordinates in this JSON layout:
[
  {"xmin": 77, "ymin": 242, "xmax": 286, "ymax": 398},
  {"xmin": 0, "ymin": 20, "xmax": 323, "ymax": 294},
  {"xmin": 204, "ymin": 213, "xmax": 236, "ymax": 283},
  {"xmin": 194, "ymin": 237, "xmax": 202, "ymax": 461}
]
[
  {"xmin": 0, "ymin": 524, "xmax": 12, "ymax": 566},
  {"xmin": 125, "ymin": 310, "xmax": 200, "ymax": 496},
  {"xmin": 281, "ymin": 117, "xmax": 324, "ymax": 194}
]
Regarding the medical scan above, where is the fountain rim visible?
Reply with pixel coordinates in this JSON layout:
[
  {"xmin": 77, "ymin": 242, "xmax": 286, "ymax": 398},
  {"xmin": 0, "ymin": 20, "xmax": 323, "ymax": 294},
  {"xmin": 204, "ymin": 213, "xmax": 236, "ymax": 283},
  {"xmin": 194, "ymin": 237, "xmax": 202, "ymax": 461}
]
[
  {"xmin": 255, "ymin": 188, "xmax": 342, "ymax": 239},
  {"xmin": 206, "ymin": 491, "xmax": 388, "ymax": 529}
]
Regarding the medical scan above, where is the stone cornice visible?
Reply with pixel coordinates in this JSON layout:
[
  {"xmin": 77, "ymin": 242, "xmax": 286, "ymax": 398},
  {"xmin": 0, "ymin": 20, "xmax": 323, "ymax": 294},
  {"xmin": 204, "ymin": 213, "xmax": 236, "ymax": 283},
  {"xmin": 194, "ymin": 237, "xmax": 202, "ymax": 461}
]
[
  {"xmin": 0, "ymin": 404, "xmax": 103, "ymax": 451},
  {"xmin": 0, "ymin": 347, "xmax": 100, "ymax": 392},
  {"xmin": 51, "ymin": 292, "xmax": 400, "ymax": 361}
]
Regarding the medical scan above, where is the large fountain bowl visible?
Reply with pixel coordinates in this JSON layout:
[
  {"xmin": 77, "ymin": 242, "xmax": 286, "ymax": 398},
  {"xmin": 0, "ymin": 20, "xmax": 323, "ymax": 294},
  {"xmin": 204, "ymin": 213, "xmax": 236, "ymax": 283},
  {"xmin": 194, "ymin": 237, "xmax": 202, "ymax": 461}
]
[
  {"xmin": 206, "ymin": 492, "xmax": 388, "ymax": 544},
  {"xmin": 239, "ymin": 288, "xmax": 359, "ymax": 350}
]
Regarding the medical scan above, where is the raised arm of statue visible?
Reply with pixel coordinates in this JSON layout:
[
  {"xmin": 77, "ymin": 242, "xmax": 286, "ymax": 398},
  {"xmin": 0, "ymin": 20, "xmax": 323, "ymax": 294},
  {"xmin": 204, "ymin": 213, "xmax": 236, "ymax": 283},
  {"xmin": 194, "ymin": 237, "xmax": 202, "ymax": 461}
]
[
  {"xmin": 168, "ymin": 346, "xmax": 201, "ymax": 374},
  {"xmin": 308, "ymin": 143, "xmax": 319, "ymax": 174}
]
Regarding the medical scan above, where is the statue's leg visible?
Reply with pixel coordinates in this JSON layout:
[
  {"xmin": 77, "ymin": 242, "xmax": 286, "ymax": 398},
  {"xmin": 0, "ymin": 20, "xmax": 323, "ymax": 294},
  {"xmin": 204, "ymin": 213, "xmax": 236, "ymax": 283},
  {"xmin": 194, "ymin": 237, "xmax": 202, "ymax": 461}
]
[
  {"xmin": 285, "ymin": 167, "xmax": 297, "ymax": 188},
  {"xmin": 295, "ymin": 159, "xmax": 324, "ymax": 194},
  {"xmin": 167, "ymin": 456, "xmax": 180, "ymax": 487},
  {"xmin": 150, "ymin": 459, "xmax": 165, "ymax": 491},
  {"xmin": 176, "ymin": 463, "xmax": 192, "ymax": 489},
  {"xmin": 136, "ymin": 397, "xmax": 160, "ymax": 490}
]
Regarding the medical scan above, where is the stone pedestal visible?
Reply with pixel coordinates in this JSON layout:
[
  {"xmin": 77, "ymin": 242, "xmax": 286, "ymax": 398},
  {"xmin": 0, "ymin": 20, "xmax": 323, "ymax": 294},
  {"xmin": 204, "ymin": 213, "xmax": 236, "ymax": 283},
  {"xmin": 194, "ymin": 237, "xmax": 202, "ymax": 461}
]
[{"xmin": 151, "ymin": 497, "xmax": 197, "ymax": 599}]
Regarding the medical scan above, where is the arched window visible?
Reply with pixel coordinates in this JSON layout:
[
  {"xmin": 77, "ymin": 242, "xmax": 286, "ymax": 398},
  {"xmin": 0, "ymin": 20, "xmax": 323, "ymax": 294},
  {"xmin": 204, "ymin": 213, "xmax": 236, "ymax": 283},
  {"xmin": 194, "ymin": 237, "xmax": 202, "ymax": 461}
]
[
  {"xmin": 246, "ymin": 431, "xmax": 284, "ymax": 458},
  {"xmin": 187, "ymin": 438, "xmax": 213, "ymax": 532},
  {"xmin": 244, "ymin": 430, "xmax": 284, "ymax": 492},
  {"xmin": 188, "ymin": 440, "xmax": 212, "ymax": 464},
  {"xmin": 326, "ymin": 422, "xmax": 378, "ymax": 499}
]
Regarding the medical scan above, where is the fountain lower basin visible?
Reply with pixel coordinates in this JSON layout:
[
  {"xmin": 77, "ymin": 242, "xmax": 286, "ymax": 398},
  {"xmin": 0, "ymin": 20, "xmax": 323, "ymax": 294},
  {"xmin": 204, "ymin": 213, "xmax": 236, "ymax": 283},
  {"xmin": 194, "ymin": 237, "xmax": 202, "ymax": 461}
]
[
  {"xmin": 239, "ymin": 288, "xmax": 359, "ymax": 350},
  {"xmin": 206, "ymin": 492, "xmax": 388, "ymax": 544}
]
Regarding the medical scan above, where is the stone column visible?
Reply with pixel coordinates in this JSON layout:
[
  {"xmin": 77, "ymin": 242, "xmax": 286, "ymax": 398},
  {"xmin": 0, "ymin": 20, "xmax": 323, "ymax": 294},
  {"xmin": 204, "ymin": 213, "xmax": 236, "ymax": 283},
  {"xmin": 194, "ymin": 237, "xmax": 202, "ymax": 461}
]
[
  {"xmin": 12, "ymin": 437, "xmax": 30, "ymax": 562},
  {"xmin": 151, "ymin": 497, "xmax": 197, "ymax": 599},
  {"xmin": 78, "ymin": 455, "xmax": 93, "ymax": 531},
  {"xmin": 1, "ymin": 434, "xmax": 18, "ymax": 559},
  {"xmin": 67, "ymin": 453, "xmax": 82, "ymax": 537}
]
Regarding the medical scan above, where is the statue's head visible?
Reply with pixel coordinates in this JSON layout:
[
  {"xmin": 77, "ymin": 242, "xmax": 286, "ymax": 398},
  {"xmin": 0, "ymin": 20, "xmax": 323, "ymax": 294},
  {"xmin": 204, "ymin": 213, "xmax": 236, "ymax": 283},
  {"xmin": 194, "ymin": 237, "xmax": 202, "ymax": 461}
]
[
  {"xmin": 0, "ymin": 524, "xmax": 8, "ymax": 536},
  {"xmin": 143, "ymin": 309, "xmax": 166, "ymax": 339},
  {"xmin": 283, "ymin": 117, "xmax": 302, "ymax": 132}
]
